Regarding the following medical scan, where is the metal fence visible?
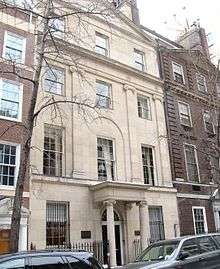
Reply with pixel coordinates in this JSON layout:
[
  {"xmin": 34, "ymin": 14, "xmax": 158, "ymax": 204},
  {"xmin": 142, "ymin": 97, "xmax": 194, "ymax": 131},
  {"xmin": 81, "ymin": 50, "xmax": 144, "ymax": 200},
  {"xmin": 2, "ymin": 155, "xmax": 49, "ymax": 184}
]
[{"xmin": 46, "ymin": 241, "xmax": 103, "ymax": 264}]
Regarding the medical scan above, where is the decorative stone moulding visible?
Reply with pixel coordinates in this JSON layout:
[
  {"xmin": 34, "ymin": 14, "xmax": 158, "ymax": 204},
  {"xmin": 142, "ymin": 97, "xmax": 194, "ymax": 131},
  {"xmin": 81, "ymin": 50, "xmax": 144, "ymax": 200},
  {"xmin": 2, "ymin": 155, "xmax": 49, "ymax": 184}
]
[{"xmin": 123, "ymin": 84, "xmax": 136, "ymax": 94}]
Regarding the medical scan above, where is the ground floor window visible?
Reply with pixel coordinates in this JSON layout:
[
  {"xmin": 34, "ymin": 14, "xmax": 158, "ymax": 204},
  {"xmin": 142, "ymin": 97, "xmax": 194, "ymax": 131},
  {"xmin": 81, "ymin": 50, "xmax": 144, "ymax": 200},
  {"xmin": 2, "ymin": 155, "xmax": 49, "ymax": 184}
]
[
  {"xmin": 192, "ymin": 207, "xmax": 208, "ymax": 235},
  {"xmin": 46, "ymin": 201, "xmax": 70, "ymax": 247},
  {"xmin": 149, "ymin": 206, "xmax": 165, "ymax": 243}
]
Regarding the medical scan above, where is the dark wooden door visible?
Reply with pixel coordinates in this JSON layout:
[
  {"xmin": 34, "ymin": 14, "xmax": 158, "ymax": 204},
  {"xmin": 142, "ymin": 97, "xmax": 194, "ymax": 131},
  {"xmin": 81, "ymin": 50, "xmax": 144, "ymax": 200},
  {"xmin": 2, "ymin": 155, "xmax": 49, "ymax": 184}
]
[{"xmin": 0, "ymin": 229, "xmax": 10, "ymax": 254}]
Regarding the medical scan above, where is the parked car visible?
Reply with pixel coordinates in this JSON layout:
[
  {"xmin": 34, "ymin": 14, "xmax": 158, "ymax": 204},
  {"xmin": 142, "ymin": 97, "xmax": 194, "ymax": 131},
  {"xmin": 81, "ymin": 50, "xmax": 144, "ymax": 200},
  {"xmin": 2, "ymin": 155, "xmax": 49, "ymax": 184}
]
[
  {"xmin": 124, "ymin": 233, "xmax": 220, "ymax": 269},
  {"xmin": 0, "ymin": 250, "xmax": 103, "ymax": 269}
]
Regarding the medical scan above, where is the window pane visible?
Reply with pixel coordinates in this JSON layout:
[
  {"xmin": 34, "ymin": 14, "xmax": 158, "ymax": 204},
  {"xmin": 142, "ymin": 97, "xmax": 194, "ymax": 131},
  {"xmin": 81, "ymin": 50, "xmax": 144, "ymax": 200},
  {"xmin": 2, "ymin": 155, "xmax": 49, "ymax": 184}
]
[
  {"xmin": 185, "ymin": 145, "xmax": 199, "ymax": 182},
  {"xmin": 137, "ymin": 96, "xmax": 150, "ymax": 119},
  {"xmin": 46, "ymin": 202, "xmax": 70, "ymax": 247},
  {"xmin": 97, "ymin": 138, "xmax": 114, "ymax": 181},
  {"xmin": 31, "ymin": 256, "xmax": 66, "ymax": 269},
  {"xmin": 44, "ymin": 68, "xmax": 64, "ymax": 95},
  {"xmin": 142, "ymin": 147, "xmax": 154, "ymax": 185},
  {"xmin": 0, "ymin": 81, "xmax": 20, "ymax": 119},
  {"xmin": 197, "ymin": 237, "xmax": 217, "ymax": 253},
  {"xmin": 0, "ymin": 144, "xmax": 17, "ymax": 187},
  {"xmin": 149, "ymin": 207, "xmax": 165, "ymax": 243},
  {"xmin": 193, "ymin": 208, "xmax": 206, "ymax": 234},
  {"xmin": 43, "ymin": 125, "xmax": 63, "ymax": 176},
  {"xmin": 180, "ymin": 239, "xmax": 200, "ymax": 257},
  {"xmin": 96, "ymin": 82, "xmax": 111, "ymax": 109},
  {"xmin": 0, "ymin": 258, "xmax": 25, "ymax": 269},
  {"xmin": 5, "ymin": 33, "xmax": 25, "ymax": 63},
  {"xmin": 95, "ymin": 33, "xmax": 108, "ymax": 56}
]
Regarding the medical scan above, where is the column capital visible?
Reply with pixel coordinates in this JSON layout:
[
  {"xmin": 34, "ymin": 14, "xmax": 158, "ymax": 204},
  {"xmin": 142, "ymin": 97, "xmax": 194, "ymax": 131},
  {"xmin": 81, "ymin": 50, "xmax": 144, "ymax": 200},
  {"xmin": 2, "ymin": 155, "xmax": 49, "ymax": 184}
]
[
  {"xmin": 69, "ymin": 65, "xmax": 86, "ymax": 76},
  {"xmin": 123, "ymin": 84, "xmax": 136, "ymax": 94},
  {"xmin": 152, "ymin": 94, "xmax": 163, "ymax": 102},
  {"xmin": 103, "ymin": 200, "xmax": 116, "ymax": 207},
  {"xmin": 137, "ymin": 200, "xmax": 148, "ymax": 207},
  {"xmin": 125, "ymin": 202, "xmax": 133, "ymax": 210}
]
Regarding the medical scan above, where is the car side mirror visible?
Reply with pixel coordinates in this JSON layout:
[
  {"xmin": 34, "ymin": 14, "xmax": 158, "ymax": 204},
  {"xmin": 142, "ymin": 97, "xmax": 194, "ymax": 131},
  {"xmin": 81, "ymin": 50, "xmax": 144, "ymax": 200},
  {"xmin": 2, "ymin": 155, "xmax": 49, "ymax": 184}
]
[{"xmin": 178, "ymin": 251, "xmax": 189, "ymax": 261}]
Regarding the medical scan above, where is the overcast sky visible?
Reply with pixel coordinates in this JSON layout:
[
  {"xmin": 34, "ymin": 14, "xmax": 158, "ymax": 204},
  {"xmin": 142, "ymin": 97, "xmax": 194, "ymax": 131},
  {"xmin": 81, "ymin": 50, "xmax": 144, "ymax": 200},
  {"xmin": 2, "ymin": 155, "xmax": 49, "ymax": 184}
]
[{"xmin": 137, "ymin": 0, "xmax": 220, "ymax": 64}]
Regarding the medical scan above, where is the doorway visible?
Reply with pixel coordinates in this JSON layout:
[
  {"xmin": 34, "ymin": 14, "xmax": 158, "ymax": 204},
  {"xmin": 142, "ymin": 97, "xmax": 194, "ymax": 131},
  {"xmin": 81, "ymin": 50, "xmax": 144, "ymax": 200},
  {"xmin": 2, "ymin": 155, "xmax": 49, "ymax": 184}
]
[
  {"xmin": 101, "ymin": 210, "xmax": 123, "ymax": 266},
  {"xmin": 0, "ymin": 229, "xmax": 10, "ymax": 254}
]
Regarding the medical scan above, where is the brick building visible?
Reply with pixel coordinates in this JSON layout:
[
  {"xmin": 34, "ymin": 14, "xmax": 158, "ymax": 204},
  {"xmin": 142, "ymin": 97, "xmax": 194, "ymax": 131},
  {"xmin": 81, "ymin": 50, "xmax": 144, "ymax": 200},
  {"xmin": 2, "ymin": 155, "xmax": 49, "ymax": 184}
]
[
  {"xmin": 143, "ymin": 25, "xmax": 220, "ymax": 236},
  {"xmin": 0, "ymin": 3, "xmax": 35, "ymax": 253}
]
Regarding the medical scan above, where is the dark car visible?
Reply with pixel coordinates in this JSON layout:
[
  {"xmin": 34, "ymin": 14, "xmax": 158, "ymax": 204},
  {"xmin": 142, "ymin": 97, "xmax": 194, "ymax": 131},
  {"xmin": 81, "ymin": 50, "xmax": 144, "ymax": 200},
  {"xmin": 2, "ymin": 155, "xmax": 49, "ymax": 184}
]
[
  {"xmin": 0, "ymin": 250, "xmax": 103, "ymax": 269},
  {"xmin": 124, "ymin": 233, "xmax": 220, "ymax": 269}
]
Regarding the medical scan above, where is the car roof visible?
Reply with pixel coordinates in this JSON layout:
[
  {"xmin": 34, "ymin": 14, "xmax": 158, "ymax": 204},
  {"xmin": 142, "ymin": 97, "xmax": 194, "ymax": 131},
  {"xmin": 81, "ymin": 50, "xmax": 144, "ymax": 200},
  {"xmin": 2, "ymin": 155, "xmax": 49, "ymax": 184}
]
[
  {"xmin": 0, "ymin": 250, "xmax": 92, "ymax": 262},
  {"xmin": 151, "ymin": 233, "xmax": 220, "ymax": 245}
]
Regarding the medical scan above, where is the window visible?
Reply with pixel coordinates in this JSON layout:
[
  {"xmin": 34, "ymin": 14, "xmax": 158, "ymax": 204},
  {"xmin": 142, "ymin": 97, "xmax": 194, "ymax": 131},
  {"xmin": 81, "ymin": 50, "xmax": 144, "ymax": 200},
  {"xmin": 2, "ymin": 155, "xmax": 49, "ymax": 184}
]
[
  {"xmin": 134, "ymin": 50, "xmax": 145, "ymax": 71},
  {"xmin": 0, "ymin": 79, "xmax": 23, "ymax": 121},
  {"xmin": 48, "ymin": 17, "xmax": 65, "ymax": 38},
  {"xmin": 97, "ymin": 138, "xmax": 115, "ymax": 181},
  {"xmin": 137, "ymin": 96, "xmax": 151, "ymax": 120},
  {"xmin": 142, "ymin": 146, "xmax": 155, "ymax": 185},
  {"xmin": 3, "ymin": 32, "xmax": 26, "ymax": 63},
  {"xmin": 172, "ymin": 62, "xmax": 184, "ymax": 84},
  {"xmin": 66, "ymin": 256, "xmax": 95, "ymax": 269},
  {"xmin": 203, "ymin": 111, "xmax": 215, "ymax": 134},
  {"xmin": 96, "ymin": 81, "xmax": 112, "ymax": 108},
  {"xmin": 95, "ymin": 32, "xmax": 109, "ymax": 56},
  {"xmin": 149, "ymin": 207, "xmax": 165, "ymax": 243},
  {"xmin": 180, "ymin": 239, "xmax": 200, "ymax": 257},
  {"xmin": 46, "ymin": 202, "xmax": 70, "ymax": 247},
  {"xmin": 197, "ymin": 236, "xmax": 217, "ymax": 253},
  {"xmin": 178, "ymin": 102, "xmax": 192, "ymax": 127},
  {"xmin": 43, "ymin": 125, "xmax": 63, "ymax": 177},
  {"xmin": 184, "ymin": 144, "xmax": 199, "ymax": 182},
  {"xmin": 192, "ymin": 207, "xmax": 208, "ymax": 235},
  {"xmin": 0, "ymin": 258, "xmax": 25, "ymax": 269},
  {"xmin": 210, "ymin": 155, "xmax": 220, "ymax": 183},
  {"xmin": 44, "ymin": 67, "xmax": 64, "ymax": 95},
  {"xmin": 197, "ymin": 73, "xmax": 207, "ymax": 92},
  {"xmin": 0, "ymin": 143, "xmax": 19, "ymax": 187},
  {"xmin": 30, "ymin": 256, "xmax": 67, "ymax": 269}
]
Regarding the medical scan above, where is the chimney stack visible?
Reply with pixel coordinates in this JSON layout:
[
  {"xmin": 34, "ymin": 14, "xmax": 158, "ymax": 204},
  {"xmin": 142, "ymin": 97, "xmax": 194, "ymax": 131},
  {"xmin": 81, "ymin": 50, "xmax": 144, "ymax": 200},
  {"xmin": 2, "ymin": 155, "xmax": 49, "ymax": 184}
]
[{"xmin": 177, "ymin": 25, "xmax": 210, "ymax": 60}]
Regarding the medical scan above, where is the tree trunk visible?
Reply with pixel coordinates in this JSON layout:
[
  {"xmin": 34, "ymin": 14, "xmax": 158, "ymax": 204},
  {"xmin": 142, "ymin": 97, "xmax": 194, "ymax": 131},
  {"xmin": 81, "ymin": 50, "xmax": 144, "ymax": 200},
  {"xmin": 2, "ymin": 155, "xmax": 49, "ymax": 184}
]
[{"xmin": 9, "ymin": 0, "xmax": 51, "ymax": 252}]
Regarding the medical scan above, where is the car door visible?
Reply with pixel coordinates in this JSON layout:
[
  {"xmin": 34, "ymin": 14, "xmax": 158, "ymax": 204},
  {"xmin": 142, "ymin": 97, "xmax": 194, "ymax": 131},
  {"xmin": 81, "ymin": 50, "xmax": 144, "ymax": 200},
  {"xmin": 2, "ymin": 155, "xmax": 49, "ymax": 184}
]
[
  {"xmin": 197, "ymin": 236, "xmax": 220, "ymax": 269},
  {"xmin": 175, "ymin": 239, "xmax": 204, "ymax": 269},
  {"xmin": 0, "ymin": 257, "xmax": 27, "ymax": 269}
]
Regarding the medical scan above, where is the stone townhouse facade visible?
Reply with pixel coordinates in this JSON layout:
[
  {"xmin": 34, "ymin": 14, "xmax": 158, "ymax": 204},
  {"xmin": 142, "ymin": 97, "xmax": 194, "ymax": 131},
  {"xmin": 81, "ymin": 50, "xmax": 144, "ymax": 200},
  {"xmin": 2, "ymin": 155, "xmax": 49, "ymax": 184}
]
[
  {"xmin": 0, "ymin": 4, "xmax": 35, "ymax": 253},
  {"xmin": 29, "ymin": 0, "xmax": 179, "ymax": 266},
  {"xmin": 143, "ymin": 25, "xmax": 220, "ymax": 236}
]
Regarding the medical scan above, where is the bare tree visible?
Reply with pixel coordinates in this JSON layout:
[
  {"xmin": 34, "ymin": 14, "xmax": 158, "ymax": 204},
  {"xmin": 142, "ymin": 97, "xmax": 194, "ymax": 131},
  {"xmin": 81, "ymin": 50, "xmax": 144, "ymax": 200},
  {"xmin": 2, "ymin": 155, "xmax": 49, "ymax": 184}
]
[{"xmin": 0, "ymin": 0, "xmax": 129, "ymax": 252}]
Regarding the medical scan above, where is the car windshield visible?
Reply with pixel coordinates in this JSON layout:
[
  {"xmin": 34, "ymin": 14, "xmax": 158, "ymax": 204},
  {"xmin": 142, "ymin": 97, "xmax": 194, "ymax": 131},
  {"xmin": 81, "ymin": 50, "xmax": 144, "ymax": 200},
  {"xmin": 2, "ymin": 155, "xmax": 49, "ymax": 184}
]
[{"xmin": 136, "ymin": 240, "xmax": 180, "ymax": 262}]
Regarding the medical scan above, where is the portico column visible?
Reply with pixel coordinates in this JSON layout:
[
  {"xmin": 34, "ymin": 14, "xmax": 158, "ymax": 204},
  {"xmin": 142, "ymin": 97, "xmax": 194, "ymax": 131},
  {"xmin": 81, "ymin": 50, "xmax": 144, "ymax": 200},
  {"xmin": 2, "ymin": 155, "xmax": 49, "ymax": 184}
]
[
  {"xmin": 138, "ymin": 201, "xmax": 150, "ymax": 251},
  {"xmin": 105, "ymin": 200, "xmax": 117, "ymax": 268}
]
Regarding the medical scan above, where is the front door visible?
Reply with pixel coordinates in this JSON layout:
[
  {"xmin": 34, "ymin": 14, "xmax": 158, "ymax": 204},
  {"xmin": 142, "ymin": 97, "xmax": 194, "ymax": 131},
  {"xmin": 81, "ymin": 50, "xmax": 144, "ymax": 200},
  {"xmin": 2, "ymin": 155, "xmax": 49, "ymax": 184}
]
[
  {"xmin": 0, "ymin": 229, "xmax": 10, "ymax": 254},
  {"xmin": 102, "ymin": 224, "xmax": 122, "ymax": 266}
]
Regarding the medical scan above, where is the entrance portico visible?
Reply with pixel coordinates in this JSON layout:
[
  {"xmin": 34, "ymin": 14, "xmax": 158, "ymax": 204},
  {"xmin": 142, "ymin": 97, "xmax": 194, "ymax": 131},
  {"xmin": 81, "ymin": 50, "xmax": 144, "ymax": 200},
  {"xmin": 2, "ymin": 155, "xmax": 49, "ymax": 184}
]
[{"xmin": 91, "ymin": 181, "xmax": 154, "ymax": 267}]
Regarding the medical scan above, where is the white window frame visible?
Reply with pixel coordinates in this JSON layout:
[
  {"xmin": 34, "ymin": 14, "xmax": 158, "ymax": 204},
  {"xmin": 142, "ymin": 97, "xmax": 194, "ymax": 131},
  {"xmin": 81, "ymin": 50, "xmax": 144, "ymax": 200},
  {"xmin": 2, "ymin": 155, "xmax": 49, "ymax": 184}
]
[
  {"xmin": 95, "ymin": 32, "xmax": 109, "ymax": 57},
  {"xmin": 184, "ymin": 143, "xmax": 200, "ymax": 183},
  {"xmin": 172, "ymin": 61, "xmax": 185, "ymax": 84},
  {"xmin": 134, "ymin": 49, "xmax": 145, "ymax": 71},
  {"xmin": 3, "ymin": 31, "xmax": 26, "ymax": 64},
  {"xmin": 192, "ymin": 206, "xmax": 208, "ymax": 235},
  {"xmin": 137, "ymin": 95, "xmax": 151, "ymax": 120},
  {"xmin": 203, "ymin": 110, "xmax": 215, "ymax": 134},
  {"xmin": 0, "ymin": 140, "xmax": 20, "ymax": 190},
  {"xmin": 196, "ymin": 73, "xmax": 207, "ymax": 93},
  {"xmin": 141, "ymin": 145, "xmax": 157, "ymax": 186},
  {"xmin": 0, "ymin": 78, "xmax": 23, "ymax": 122},
  {"xmin": 97, "ymin": 136, "xmax": 116, "ymax": 181},
  {"xmin": 96, "ymin": 80, "xmax": 112, "ymax": 109},
  {"xmin": 43, "ymin": 66, "xmax": 65, "ymax": 95},
  {"xmin": 178, "ymin": 101, "xmax": 192, "ymax": 127}
]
